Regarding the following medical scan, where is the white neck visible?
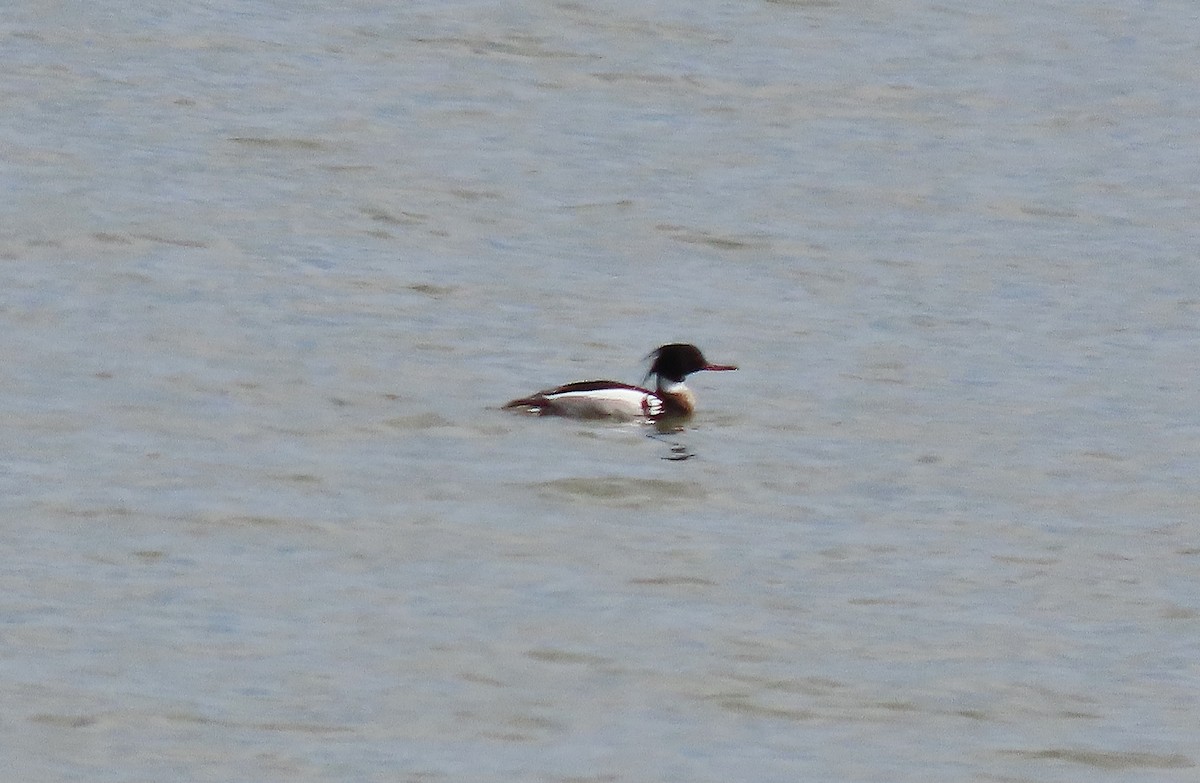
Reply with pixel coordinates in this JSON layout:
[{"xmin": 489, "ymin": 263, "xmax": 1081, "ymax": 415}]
[{"xmin": 657, "ymin": 378, "xmax": 688, "ymax": 394}]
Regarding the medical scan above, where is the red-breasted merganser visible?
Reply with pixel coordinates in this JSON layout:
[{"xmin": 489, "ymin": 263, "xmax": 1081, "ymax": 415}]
[{"xmin": 504, "ymin": 343, "xmax": 737, "ymax": 420}]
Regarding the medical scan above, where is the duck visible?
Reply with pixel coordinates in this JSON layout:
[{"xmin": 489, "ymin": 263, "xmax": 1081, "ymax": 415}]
[{"xmin": 504, "ymin": 343, "xmax": 736, "ymax": 420}]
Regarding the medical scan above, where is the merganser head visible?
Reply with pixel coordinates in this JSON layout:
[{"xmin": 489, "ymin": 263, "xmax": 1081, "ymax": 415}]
[{"xmin": 643, "ymin": 343, "xmax": 738, "ymax": 384}]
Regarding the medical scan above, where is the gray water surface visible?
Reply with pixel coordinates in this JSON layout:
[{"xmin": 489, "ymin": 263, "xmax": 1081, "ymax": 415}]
[{"xmin": 3, "ymin": 2, "xmax": 1198, "ymax": 781}]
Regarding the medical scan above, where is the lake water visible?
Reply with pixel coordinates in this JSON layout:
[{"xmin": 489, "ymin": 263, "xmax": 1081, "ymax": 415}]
[{"xmin": 3, "ymin": 1, "xmax": 1198, "ymax": 781}]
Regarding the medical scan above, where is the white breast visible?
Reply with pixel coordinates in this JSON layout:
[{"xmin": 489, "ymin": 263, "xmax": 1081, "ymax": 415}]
[{"xmin": 544, "ymin": 388, "xmax": 663, "ymax": 419}]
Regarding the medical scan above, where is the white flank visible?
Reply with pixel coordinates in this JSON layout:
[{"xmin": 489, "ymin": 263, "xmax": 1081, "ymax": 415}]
[{"xmin": 545, "ymin": 388, "xmax": 661, "ymax": 419}]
